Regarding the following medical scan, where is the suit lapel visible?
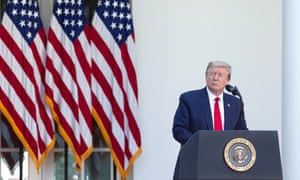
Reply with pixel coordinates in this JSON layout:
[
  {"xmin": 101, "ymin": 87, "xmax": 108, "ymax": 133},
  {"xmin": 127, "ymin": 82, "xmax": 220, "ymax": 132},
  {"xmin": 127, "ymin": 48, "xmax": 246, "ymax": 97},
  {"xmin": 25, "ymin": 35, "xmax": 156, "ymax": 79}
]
[{"xmin": 199, "ymin": 89, "xmax": 213, "ymax": 130}]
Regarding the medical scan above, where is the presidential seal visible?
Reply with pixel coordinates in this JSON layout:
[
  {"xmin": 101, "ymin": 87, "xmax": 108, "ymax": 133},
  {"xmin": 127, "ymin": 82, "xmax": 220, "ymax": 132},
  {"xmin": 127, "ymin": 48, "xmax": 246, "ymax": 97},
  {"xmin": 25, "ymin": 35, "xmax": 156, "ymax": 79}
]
[{"xmin": 224, "ymin": 137, "xmax": 256, "ymax": 172}]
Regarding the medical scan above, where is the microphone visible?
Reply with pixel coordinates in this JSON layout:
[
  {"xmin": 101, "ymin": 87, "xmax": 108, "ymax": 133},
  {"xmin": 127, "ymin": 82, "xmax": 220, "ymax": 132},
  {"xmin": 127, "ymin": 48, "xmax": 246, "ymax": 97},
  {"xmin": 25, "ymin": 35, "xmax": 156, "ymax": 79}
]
[{"xmin": 225, "ymin": 84, "xmax": 240, "ymax": 97}]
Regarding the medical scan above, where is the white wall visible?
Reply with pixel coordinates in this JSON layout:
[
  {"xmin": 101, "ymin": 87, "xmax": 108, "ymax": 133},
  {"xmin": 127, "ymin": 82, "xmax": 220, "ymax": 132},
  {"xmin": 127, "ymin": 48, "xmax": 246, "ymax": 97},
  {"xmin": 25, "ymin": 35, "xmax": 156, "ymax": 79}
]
[
  {"xmin": 133, "ymin": 0, "xmax": 282, "ymax": 179},
  {"xmin": 282, "ymin": 0, "xmax": 300, "ymax": 179}
]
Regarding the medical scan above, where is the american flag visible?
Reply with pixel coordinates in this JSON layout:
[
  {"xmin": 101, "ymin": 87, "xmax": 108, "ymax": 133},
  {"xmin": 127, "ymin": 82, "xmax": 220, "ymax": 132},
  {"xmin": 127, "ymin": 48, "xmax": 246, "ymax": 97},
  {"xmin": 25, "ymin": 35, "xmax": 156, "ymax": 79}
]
[
  {"xmin": 91, "ymin": 0, "xmax": 142, "ymax": 179},
  {"xmin": 45, "ymin": 0, "xmax": 93, "ymax": 169},
  {"xmin": 0, "ymin": 0, "xmax": 55, "ymax": 170}
]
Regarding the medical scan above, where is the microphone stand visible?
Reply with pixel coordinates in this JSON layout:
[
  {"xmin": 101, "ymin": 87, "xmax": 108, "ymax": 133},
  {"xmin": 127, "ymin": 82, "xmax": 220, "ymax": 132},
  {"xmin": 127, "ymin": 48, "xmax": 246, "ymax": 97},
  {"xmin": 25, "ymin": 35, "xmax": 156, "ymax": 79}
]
[
  {"xmin": 226, "ymin": 85, "xmax": 245, "ymax": 127},
  {"xmin": 237, "ymin": 93, "xmax": 245, "ymax": 127}
]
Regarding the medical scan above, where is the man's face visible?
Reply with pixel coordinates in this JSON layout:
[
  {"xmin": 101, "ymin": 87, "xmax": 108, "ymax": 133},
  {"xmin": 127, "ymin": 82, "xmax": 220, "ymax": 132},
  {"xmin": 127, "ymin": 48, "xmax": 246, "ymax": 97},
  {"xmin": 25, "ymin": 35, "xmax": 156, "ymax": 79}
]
[{"xmin": 206, "ymin": 66, "xmax": 230, "ymax": 96}]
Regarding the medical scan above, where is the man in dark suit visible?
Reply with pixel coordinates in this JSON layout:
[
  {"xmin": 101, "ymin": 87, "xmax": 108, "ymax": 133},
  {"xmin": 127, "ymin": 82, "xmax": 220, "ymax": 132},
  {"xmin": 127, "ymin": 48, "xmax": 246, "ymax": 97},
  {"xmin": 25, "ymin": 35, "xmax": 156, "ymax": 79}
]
[
  {"xmin": 172, "ymin": 61, "xmax": 248, "ymax": 145},
  {"xmin": 172, "ymin": 61, "xmax": 248, "ymax": 180}
]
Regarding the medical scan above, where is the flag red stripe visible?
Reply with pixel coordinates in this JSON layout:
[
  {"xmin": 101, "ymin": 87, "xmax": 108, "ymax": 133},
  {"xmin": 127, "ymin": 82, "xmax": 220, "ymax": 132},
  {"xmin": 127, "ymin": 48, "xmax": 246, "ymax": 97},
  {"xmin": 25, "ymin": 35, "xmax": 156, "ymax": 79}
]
[
  {"xmin": 31, "ymin": 30, "xmax": 46, "ymax": 79},
  {"xmin": 120, "ymin": 43, "xmax": 138, "ymax": 99},
  {"xmin": 124, "ymin": 99, "xmax": 141, "ymax": 145},
  {"xmin": 75, "ymin": 27, "xmax": 91, "ymax": 79}
]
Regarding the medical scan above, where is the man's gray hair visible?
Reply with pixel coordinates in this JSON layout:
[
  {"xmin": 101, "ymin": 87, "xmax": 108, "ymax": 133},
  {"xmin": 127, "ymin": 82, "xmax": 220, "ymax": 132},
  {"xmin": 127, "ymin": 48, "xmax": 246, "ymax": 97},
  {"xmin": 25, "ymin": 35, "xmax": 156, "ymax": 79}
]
[{"xmin": 205, "ymin": 61, "xmax": 231, "ymax": 80}]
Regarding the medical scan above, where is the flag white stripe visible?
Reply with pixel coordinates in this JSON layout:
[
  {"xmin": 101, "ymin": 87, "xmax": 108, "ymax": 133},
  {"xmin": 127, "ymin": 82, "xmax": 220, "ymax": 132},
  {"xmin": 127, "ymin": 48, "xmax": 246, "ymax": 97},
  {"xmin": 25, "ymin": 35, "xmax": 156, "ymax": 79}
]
[
  {"xmin": 33, "ymin": 32, "xmax": 46, "ymax": 65},
  {"xmin": 126, "ymin": 36, "xmax": 136, "ymax": 69},
  {"xmin": 79, "ymin": 113, "xmax": 92, "ymax": 145},
  {"xmin": 128, "ymin": 125, "xmax": 139, "ymax": 154}
]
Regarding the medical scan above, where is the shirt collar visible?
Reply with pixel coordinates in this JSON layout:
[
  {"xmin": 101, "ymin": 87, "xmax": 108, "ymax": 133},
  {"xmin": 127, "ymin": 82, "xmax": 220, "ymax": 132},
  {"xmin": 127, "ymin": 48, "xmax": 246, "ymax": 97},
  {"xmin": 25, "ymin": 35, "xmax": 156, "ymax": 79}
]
[{"xmin": 206, "ymin": 87, "xmax": 224, "ymax": 102}]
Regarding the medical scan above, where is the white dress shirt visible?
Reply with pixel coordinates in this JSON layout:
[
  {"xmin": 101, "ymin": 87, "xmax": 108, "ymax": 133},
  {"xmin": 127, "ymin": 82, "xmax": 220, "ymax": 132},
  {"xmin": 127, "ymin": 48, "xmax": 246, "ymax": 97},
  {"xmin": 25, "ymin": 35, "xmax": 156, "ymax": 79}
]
[{"xmin": 206, "ymin": 87, "xmax": 225, "ymax": 129}]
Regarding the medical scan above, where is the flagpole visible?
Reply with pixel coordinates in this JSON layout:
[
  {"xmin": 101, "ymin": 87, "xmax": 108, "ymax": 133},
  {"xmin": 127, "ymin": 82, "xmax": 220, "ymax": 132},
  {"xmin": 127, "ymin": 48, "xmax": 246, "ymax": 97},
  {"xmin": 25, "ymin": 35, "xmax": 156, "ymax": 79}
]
[
  {"xmin": 64, "ymin": 141, "xmax": 68, "ymax": 180},
  {"xmin": 19, "ymin": 142, "xmax": 23, "ymax": 180}
]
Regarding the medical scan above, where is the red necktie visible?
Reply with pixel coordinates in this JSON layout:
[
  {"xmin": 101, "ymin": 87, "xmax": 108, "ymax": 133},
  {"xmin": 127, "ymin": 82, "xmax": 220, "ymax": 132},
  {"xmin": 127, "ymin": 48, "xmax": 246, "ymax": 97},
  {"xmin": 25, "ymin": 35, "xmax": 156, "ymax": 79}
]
[{"xmin": 214, "ymin": 97, "xmax": 222, "ymax": 130}]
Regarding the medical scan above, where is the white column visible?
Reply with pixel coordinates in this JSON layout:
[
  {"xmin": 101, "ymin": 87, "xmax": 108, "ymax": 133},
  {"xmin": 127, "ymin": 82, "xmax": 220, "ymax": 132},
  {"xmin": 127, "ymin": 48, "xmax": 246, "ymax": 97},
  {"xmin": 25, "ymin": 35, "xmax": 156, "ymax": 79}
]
[{"xmin": 283, "ymin": 0, "xmax": 300, "ymax": 179}]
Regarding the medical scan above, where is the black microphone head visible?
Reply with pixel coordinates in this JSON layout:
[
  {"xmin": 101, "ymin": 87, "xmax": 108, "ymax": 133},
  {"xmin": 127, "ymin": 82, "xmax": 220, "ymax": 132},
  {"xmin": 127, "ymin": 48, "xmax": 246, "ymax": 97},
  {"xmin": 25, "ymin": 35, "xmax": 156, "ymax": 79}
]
[
  {"xmin": 225, "ymin": 84, "xmax": 239, "ymax": 96},
  {"xmin": 225, "ymin": 84, "xmax": 234, "ymax": 92}
]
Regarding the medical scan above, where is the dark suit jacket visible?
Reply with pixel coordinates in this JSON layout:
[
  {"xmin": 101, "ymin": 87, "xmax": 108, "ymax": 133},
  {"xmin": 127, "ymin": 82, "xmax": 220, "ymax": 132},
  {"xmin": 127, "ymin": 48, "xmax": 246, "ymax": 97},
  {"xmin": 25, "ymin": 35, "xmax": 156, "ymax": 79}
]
[{"xmin": 172, "ymin": 87, "xmax": 248, "ymax": 145}]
